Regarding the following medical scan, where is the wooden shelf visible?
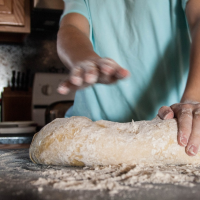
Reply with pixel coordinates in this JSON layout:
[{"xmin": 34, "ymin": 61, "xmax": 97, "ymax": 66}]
[
  {"xmin": 0, "ymin": 0, "xmax": 31, "ymax": 42},
  {"xmin": 0, "ymin": 0, "xmax": 12, "ymax": 14}
]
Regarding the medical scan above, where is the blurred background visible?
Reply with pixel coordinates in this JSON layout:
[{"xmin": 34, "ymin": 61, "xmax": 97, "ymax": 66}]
[
  {"xmin": 0, "ymin": 0, "xmax": 75, "ymax": 148},
  {"xmin": 0, "ymin": 0, "xmax": 67, "ymax": 93}
]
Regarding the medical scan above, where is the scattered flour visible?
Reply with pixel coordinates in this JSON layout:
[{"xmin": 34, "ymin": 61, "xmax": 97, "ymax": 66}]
[
  {"xmin": 1, "ymin": 149, "xmax": 200, "ymax": 196},
  {"xmin": 32, "ymin": 163, "xmax": 200, "ymax": 195}
]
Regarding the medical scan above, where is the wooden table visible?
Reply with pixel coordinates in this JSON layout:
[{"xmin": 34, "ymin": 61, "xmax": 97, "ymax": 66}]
[{"xmin": 0, "ymin": 144, "xmax": 30, "ymax": 149}]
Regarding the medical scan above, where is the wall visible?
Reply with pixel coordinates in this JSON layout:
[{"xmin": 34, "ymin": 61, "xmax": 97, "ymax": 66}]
[{"xmin": 0, "ymin": 31, "xmax": 68, "ymax": 95}]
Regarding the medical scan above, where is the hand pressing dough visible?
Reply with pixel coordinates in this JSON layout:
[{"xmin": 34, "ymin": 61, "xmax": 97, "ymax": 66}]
[{"xmin": 29, "ymin": 116, "xmax": 200, "ymax": 167}]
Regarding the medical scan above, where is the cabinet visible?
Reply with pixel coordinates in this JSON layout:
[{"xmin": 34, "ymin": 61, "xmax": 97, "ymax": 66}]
[
  {"xmin": 0, "ymin": 0, "xmax": 30, "ymax": 42},
  {"xmin": 34, "ymin": 0, "xmax": 64, "ymax": 10},
  {"xmin": 1, "ymin": 87, "xmax": 32, "ymax": 121}
]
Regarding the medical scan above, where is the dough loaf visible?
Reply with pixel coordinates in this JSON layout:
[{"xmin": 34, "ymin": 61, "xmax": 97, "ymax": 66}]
[{"xmin": 29, "ymin": 116, "xmax": 200, "ymax": 166}]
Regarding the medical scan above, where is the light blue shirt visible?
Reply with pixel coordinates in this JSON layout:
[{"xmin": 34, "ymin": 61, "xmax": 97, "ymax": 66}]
[{"xmin": 61, "ymin": 0, "xmax": 190, "ymax": 122}]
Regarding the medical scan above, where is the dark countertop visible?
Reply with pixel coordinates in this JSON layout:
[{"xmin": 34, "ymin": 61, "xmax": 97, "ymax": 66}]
[
  {"xmin": 0, "ymin": 133, "xmax": 35, "ymax": 144},
  {"xmin": 1, "ymin": 149, "xmax": 200, "ymax": 200}
]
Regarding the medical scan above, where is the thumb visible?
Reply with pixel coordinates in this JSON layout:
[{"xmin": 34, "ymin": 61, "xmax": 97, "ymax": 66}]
[{"xmin": 158, "ymin": 106, "xmax": 174, "ymax": 120}]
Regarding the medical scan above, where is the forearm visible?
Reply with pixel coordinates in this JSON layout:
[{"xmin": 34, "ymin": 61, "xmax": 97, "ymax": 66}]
[
  {"xmin": 57, "ymin": 25, "xmax": 100, "ymax": 70},
  {"xmin": 57, "ymin": 14, "xmax": 129, "ymax": 94},
  {"xmin": 181, "ymin": 21, "xmax": 200, "ymax": 103}
]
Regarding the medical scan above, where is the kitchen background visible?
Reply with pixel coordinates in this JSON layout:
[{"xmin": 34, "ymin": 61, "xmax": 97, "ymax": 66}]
[
  {"xmin": 0, "ymin": 0, "xmax": 67, "ymax": 95},
  {"xmin": 0, "ymin": 0, "xmax": 76, "ymax": 148},
  {"xmin": 0, "ymin": 30, "xmax": 68, "ymax": 94}
]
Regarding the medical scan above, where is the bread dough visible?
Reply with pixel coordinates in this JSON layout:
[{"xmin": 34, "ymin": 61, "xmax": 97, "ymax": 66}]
[{"xmin": 29, "ymin": 116, "xmax": 200, "ymax": 166}]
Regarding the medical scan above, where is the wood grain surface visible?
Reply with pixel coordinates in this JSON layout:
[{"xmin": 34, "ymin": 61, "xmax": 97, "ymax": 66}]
[
  {"xmin": 0, "ymin": 0, "xmax": 4, "ymax": 6},
  {"xmin": 0, "ymin": 0, "xmax": 24, "ymax": 26},
  {"xmin": 0, "ymin": 0, "xmax": 12, "ymax": 14},
  {"xmin": 0, "ymin": 144, "xmax": 30, "ymax": 149},
  {"xmin": 0, "ymin": 0, "xmax": 30, "ymax": 34}
]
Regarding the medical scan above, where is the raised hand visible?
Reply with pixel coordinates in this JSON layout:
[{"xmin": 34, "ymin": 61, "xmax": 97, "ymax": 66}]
[{"xmin": 57, "ymin": 58, "xmax": 129, "ymax": 95}]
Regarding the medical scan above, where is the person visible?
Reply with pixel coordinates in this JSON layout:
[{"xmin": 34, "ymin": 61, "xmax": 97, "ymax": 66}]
[{"xmin": 57, "ymin": 0, "xmax": 200, "ymax": 157}]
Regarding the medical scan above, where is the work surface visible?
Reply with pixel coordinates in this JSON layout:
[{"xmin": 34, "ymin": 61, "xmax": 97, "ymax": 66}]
[{"xmin": 1, "ymin": 149, "xmax": 200, "ymax": 200}]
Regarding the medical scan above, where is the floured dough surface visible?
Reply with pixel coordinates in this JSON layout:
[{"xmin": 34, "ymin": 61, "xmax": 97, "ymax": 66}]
[
  {"xmin": 29, "ymin": 116, "xmax": 200, "ymax": 166},
  {"xmin": 32, "ymin": 163, "xmax": 200, "ymax": 195}
]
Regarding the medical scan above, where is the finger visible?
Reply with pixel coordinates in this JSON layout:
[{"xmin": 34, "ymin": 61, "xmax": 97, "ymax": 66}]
[
  {"xmin": 97, "ymin": 58, "xmax": 119, "ymax": 75},
  {"xmin": 57, "ymin": 83, "xmax": 70, "ymax": 95},
  {"xmin": 175, "ymin": 106, "xmax": 193, "ymax": 147},
  {"xmin": 186, "ymin": 108, "xmax": 200, "ymax": 156},
  {"xmin": 57, "ymin": 80, "xmax": 79, "ymax": 95},
  {"xmin": 98, "ymin": 74, "xmax": 118, "ymax": 84},
  {"xmin": 69, "ymin": 66, "xmax": 84, "ymax": 86},
  {"xmin": 98, "ymin": 58, "xmax": 130, "ymax": 80},
  {"xmin": 115, "ymin": 68, "xmax": 130, "ymax": 79},
  {"xmin": 158, "ymin": 106, "xmax": 174, "ymax": 120},
  {"xmin": 97, "ymin": 58, "xmax": 115, "ymax": 75},
  {"xmin": 80, "ymin": 61, "xmax": 99, "ymax": 84}
]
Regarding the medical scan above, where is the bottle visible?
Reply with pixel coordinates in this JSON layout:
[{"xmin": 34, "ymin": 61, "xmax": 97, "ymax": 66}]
[
  {"xmin": 16, "ymin": 71, "xmax": 21, "ymax": 90},
  {"xmin": 11, "ymin": 70, "xmax": 16, "ymax": 91}
]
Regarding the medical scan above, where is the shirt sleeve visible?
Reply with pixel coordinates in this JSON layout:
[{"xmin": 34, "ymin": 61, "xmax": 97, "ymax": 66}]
[
  {"xmin": 182, "ymin": 0, "xmax": 190, "ymax": 11},
  {"xmin": 60, "ymin": 0, "xmax": 90, "ymax": 23},
  {"xmin": 181, "ymin": 0, "xmax": 191, "ymax": 41}
]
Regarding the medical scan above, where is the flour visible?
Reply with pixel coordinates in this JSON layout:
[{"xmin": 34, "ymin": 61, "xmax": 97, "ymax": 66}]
[
  {"xmin": 1, "ymin": 149, "xmax": 200, "ymax": 196},
  {"xmin": 32, "ymin": 163, "xmax": 200, "ymax": 195},
  {"xmin": 30, "ymin": 116, "xmax": 200, "ymax": 167},
  {"xmin": 29, "ymin": 116, "xmax": 200, "ymax": 195}
]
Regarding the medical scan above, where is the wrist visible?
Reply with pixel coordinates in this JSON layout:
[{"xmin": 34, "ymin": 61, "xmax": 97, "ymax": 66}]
[
  {"xmin": 181, "ymin": 96, "xmax": 200, "ymax": 104},
  {"xmin": 73, "ymin": 54, "xmax": 101, "ymax": 66}
]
